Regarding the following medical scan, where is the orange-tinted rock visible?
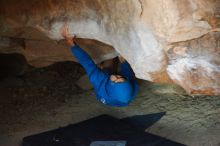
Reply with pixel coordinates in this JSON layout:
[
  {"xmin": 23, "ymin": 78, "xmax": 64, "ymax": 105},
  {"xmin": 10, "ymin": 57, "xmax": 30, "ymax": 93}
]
[
  {"xmin": 0, "ymin": 0, "xmax": 219, "ymax": 95},
  {"xmin": 167, "ymin": 32, "xmax": 220, "ymax": 95}
]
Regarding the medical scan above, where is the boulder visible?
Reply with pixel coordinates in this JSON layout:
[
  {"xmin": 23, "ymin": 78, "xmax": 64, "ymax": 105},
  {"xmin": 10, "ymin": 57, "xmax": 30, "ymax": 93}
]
[{"xmin": 0, "ymin": 0, "xmax": 219, "ymax": 95}]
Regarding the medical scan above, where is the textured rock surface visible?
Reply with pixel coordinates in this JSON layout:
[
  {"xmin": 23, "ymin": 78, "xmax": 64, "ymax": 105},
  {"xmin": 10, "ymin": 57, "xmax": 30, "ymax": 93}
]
[{"xmin": 0, "ymin": 0, "xmax": 219, "ymax": 95}]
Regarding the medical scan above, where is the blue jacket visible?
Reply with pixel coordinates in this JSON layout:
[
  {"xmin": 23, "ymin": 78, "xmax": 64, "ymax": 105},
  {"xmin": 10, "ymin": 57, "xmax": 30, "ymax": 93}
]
[{"xmin": 71, "ymin": 44, "xmax": 139, "ymax": 107}]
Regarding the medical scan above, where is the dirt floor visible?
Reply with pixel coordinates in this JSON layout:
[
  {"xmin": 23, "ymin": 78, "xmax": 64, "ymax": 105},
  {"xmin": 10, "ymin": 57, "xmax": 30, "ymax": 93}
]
[{"xmin": 0, "ymin": 61, "xmax": 220, "ymax": 146}]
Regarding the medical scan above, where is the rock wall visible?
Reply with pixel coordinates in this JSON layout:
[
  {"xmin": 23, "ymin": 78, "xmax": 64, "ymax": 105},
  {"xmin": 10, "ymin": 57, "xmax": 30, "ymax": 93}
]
[{"xmin": 0, "ymin": 0, "xmax": 219, "ymax": 95}]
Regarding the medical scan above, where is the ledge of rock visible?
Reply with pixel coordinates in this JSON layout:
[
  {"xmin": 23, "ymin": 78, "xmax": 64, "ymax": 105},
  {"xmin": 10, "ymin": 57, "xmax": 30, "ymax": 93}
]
[{"xmin": 0, "ymin": 0, "xmax": 219, "ymax": 95}]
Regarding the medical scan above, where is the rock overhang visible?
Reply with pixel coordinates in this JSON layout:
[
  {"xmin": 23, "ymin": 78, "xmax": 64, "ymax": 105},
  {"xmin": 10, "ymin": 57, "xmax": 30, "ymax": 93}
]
[{"xmin": 0, "ymin": 0, "xmax": 219, "ymax": 95}]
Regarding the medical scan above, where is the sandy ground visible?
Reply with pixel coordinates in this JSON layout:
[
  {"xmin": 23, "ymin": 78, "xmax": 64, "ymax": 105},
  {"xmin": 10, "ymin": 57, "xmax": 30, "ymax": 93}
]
[{"xmin": 0, "ymin": 61, "xmax": 220, "ymax": 146}]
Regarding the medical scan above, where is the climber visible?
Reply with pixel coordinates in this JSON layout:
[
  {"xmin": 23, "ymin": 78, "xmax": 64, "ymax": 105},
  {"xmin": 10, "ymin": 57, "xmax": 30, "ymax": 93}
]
[{"xmin": 61, "ymin": 25, "xmax": 139, "ymax": 107}]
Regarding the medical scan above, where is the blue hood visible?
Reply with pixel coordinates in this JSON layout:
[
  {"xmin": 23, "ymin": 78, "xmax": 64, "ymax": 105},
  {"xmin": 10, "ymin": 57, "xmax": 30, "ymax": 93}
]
[{"xmin": 106, "ymin": 79, "xmax": 134, "ymax": 105}]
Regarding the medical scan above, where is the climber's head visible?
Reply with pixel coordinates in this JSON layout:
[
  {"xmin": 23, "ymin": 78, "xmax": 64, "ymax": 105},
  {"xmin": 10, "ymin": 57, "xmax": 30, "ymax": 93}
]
[{"xmin": 106, "ymin": 75, "xmax": 134, "ymax": 105}]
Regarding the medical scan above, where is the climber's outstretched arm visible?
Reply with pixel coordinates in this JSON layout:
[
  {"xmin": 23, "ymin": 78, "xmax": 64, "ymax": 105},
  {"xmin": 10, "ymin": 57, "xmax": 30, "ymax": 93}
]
[
  {"xmin": 119, "ymin": 56, "xmax": 135, "ymax": 80},
  {"xmin": 61, "ymin": 24, "xmax": 107, "ymax": 88}
]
